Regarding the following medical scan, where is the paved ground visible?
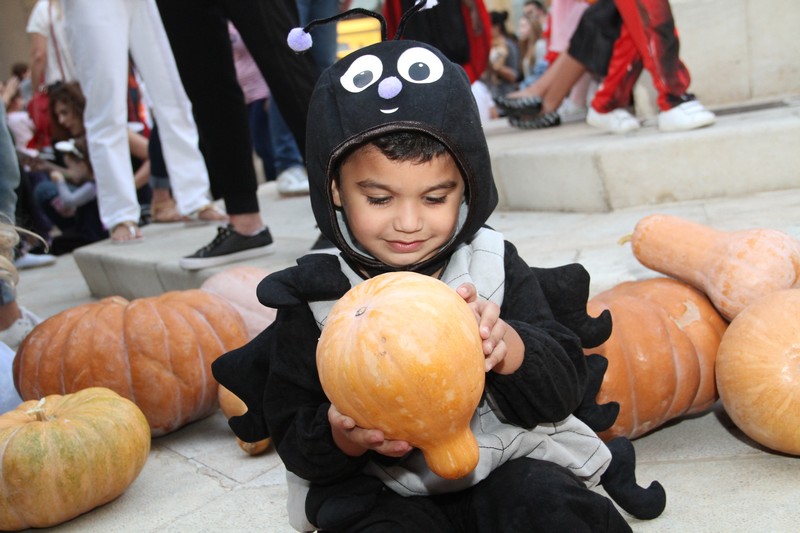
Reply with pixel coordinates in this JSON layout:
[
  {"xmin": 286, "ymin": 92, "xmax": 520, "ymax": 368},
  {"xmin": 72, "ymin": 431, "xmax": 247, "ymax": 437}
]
[{"xmin": 13, "ymin": 179, "xmax": 800, "ymax": 531}]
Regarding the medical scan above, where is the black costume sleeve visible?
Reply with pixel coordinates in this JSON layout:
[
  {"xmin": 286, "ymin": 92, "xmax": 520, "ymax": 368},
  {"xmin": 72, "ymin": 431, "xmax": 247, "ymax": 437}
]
[
  {"xmin": 263, "ymin": 303, "xmax": 374, "ymax": 483},
  {"xmin": 484, "ymin": 241, "xmax": 596, "ymax": 427}
]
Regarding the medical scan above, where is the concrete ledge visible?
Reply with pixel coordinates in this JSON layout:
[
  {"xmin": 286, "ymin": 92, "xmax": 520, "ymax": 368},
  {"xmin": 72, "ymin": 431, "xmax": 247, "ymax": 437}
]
[
  {"xmin": 73, "ymin": 101, "xmax": 799, "ymax": 299},
  {"xmin": 487, "ymin": 98, "xmax": 800, "ymax": 212}
]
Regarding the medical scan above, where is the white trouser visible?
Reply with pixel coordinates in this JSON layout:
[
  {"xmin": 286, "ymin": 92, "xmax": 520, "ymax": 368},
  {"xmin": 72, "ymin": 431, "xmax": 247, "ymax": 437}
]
[{"xmin": 63, "ymin": 0, "xmax": 212, "ymax": 230}]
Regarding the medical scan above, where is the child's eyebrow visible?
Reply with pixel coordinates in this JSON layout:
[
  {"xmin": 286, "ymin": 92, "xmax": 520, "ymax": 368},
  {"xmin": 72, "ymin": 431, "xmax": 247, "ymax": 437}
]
[{"xmin": 356, "ymin": 179, "xmax": 460, "ymax": 194}]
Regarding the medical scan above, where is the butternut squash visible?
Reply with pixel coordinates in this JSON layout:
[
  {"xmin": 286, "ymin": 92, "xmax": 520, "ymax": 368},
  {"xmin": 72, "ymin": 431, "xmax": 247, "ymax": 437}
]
[{"xmin": 629, "ymin": 214, "xmax": 800, "ymax": 321}]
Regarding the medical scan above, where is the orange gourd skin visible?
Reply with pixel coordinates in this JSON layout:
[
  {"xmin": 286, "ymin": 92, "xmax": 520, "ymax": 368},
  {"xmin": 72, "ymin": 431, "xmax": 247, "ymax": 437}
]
[
  {"xmin": 586, "ymin": 278, "xmax": 728, "ymax": 440},
  {"xmin": 201, "ymin": 266, "xmax": 277, "ymax": 341},
  {"xmin": 716, "ymin": 289, "xmax": 800, "ymax": 455},
  {"xmin": 218, "ymin": 384, "xmax": 271, "ymax": 455},
  {"xmin": 630, "ymin": 214, "xmax": 800, "ymax": 321},
  {"xmin": 13, "ymin": 290, "xmax": 248, "ymax": 436},
  {"xmin": 0, "ymin": 387, "xmax": 150, "ymax": 531},
  {"xmin": 317, "ymin": 272, "xmax": 485, "ymax": 480}
]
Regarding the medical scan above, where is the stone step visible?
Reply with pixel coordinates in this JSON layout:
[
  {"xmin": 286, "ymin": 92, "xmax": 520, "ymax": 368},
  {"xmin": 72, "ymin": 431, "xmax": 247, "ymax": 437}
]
[
  {"xmin": 73, "ymin": 99, "xmax": 800, "ymax": 300},
  {"xmin": 485, "ymin": 97, "xmax": 800, "ymax": 212}
]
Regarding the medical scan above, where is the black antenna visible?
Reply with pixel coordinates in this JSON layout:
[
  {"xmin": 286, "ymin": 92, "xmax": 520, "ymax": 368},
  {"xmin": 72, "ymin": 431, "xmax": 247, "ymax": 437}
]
[
  {"xmin": 394, "ymin": 0, "xmax": 429, "ymax": 40},
  {"xmin": 303, "ymin": 8, "xmax": 387, "ymax": 42}
]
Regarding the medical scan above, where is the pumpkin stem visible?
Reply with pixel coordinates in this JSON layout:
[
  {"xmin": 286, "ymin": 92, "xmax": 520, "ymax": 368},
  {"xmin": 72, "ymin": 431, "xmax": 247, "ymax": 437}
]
[
  {"xmin": 25, "ymin": 398, "xmax": 50, "ymax": 422},
  {"xmin": 618, "ymin": 233, "xmax": 632, "ymax": 245}
]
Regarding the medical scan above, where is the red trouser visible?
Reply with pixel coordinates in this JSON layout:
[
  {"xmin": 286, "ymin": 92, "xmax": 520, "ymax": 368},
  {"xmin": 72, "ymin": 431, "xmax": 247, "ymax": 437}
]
[{"xmin": 591, "ymin": 0, "xmax": 691, "ymax": 113}]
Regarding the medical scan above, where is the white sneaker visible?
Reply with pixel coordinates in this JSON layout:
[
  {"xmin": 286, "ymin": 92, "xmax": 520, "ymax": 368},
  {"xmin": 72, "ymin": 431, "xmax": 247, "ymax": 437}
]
[
  {"xmin": 14, "ymin": 252, "xmax": 57, "ymax": 270},
  {"xmin": 658, "ymin": 100, "xmax": 715, "ymax": 132},
  {"xmin": 0, "ymin": 306, "xmax": 42, "ymax": 351},
  {"xmin": 557, "ymin": 99, "xmax": 588, "ymax": 122},
  {"xmin": 276, "ymin": 166, "xmax": 310, "ymax": 197},
  {"xmin": 587, "ymin": 107, "xmax": 640, "ymax": 134}
]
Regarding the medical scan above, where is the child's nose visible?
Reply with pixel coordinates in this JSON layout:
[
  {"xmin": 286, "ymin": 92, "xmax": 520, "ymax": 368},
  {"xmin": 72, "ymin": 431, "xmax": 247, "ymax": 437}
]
[{"xmin": 394, "ymin": 202, "xmax": 422, "ymax": 232}]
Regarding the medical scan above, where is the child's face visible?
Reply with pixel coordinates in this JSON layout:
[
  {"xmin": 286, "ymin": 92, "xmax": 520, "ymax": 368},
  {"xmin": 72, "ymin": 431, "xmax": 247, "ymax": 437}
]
[
  {"xmin": 332, "ymin": 144, "xmax": 465, "ymax": 268},
  {"xmin": 54, "ymin": 101, "xmax": 83, "ymax": 137}
]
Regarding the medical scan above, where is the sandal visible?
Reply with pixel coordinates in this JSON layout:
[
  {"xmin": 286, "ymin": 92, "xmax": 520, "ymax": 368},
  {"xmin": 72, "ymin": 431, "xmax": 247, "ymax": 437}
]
[
  {"xmin": 184, "ymin": 204, "xmax": 229, "ymax": 226},
  {"xmin": 151, "ymin": 198, "xmax": 186, "ymax": 223},
  {"xmin": 110, "ymin": 221, "xmax": 143, "ymax": 244},
  {"xmin": 508, "ymin": 111, "xmax": 562, "ymax": 130},
  {"xmin": 495, "ymin": 95, "xmax": 543, "ymax": 116}
]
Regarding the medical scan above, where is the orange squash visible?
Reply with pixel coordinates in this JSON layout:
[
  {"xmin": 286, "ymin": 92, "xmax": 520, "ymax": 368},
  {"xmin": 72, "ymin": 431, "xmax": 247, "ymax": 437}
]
[
  {"xmin": 317, "ymin": 272, "xmax": 485, "ymax": 479},
  {"xmin": 218, "ymin": 385, "xmax": 271, "ymax": 455},
  {"xmin": 201, "ymin": 266, "xmax": 276, "ymax": 341},
  {"xmin": 0, "ymin": 387, "xmax": 150, "ymax": 531},
  {"xmin": 586, "ymin": 277, "xmax": 728, "ymax": 440},
  {"xmin": 13, "ymin": 290, "xmax": 248, "ymax": 436},
  {"xmin": 629, "ymin": 214, "xmax": 800, "ymax": 321},
  {"xmin": 716, "ymin": 288, "xmax": 800, "ymax": 455}
]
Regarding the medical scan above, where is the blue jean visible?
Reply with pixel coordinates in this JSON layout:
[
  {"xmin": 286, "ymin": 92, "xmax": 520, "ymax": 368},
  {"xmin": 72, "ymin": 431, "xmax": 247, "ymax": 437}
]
[
  {"xmin": 248, "ymin": 99, "xmax": 276, "ymax": 181},
  {"xmin": 0, "ymin": 103, "xmax": 20, "ymax": 224},
  {"xmin": 34, "ymin": 180, "xmax": 107, "ymax": 244},
  {"xmin": 269, "ymin": 0, "xmax": 338, "ymax": 174}
]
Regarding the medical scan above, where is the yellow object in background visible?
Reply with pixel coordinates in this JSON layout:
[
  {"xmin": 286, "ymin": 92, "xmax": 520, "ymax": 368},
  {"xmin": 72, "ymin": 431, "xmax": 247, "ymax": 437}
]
[{"xmin": 336, "ymin": 16, "xmax": 382, "ymax": 59}]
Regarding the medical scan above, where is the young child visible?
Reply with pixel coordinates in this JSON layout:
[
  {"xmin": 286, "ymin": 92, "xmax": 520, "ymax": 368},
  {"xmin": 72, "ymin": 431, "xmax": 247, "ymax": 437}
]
[
  {"xmin": 34, "ymin": 135, "xmax": 106, "ymax": 250},
  {"xmin": 213, "ymin": 6, "xmax": 665, "ymax": 532}
]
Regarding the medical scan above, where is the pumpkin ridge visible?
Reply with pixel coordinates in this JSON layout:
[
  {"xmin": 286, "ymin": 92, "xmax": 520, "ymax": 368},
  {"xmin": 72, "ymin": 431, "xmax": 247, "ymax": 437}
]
[
  {"xmin": 76, "ymin": 304, "xmax": 101, "ymax": 393},
  {"xmin": 0, "ymin": 425, "xmax": 24, "ymax": 520},
  {"xmin": 135, "ymin": 299, "xmax": 186, "ymax": 431},
  {"xmin": 180, "ymin": 298, "xmax": 236, "ymax": 414},
  {"xmin": 181, "ymin": 303, "xmax": 224, "ymax": 411},
  {"xmin": 56, "ymin": 305, "xmax": 93, "ymax": 395},
  {"xmin": 170, "ymin": 302, "xmax": 210, "ymax": 419},
  {"xmin": 663, "ymin": 322, "xmax": 686, "ymax": 425},
  {"xmin": 100, "ymin": 300, "xmax": 135, "ymax": 401}
]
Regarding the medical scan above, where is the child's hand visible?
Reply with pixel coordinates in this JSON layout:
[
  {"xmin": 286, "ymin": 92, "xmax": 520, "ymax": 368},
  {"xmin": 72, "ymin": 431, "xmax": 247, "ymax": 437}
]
[
  {"xmin": 328, "ymin": 404, "xmax": 412, "ymax": 458},
  {"xmin": 457, "ymin": 283, "xmax": 523, "ymax": 374}
]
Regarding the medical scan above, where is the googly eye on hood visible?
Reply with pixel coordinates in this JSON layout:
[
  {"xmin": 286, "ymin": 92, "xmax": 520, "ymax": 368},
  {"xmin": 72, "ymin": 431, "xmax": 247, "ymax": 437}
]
[{"xmin": 306, "ymin": 39, "xmax": 498, "ymax": 276}]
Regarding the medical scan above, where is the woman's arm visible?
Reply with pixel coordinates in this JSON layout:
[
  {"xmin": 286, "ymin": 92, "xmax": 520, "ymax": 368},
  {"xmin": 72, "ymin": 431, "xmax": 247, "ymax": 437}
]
[
  {"xmin": 29, "ymin": 33, "xmax": 48, "ymax": 90},
  {"xmin": 53, "ymin": 175, "xmax": 96, "ymax": 209}
]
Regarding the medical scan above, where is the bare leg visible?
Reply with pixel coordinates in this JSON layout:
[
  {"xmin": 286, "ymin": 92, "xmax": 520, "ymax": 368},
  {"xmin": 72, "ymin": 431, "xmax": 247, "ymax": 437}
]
[
  {"xmin": 229, "ymin": 212, "xmax": 265, "ymax": 236},
  {"xmin": 0, "ymin": 301, "xmax": 21, "ymax": 331},
  {"xmin": 540, "ymin": 54, "xmax": 589, "ymax": 112}
]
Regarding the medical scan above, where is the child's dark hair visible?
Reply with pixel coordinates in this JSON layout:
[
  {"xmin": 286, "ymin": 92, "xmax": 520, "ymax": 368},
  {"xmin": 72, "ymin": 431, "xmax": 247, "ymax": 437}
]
[
  {"xmin": 368, "ymin": 131, "xmax": 448, "ymax": 164},
  {"xmin": 48, "ymin": 81, "xmax": 86, "ymax": 141},
  {"xmin": 335, "ymin": 131, "xmax": 449, "ymax": 183}
]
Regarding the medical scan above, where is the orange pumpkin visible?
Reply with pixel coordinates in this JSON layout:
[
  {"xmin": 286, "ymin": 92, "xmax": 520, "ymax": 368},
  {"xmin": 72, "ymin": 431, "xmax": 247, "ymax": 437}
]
[
  {"xmin": 13, "ymin": 290, "xmax": 248, "ymax": 436},
  {"xmin": 201, "ymin": 266, "xmax": 276, "ymax": 341},
  {"xmin": 629, "ymin": 214, "xmax": 800, "ymax": 321},
  {"xmin": 0, "ymin": 387, "xmax": 150, "ymax": 531},
  {"xmin": 317, "ymin": 272, "xmax": 485, "ymax": 479},
  {"xmin": 218, "ymin": 384, "xmax": 271, "ymax": 455},
  {"xmin": 586, "ymin": 277, "xmax": 728, "ymax": 440},
  {"xmin": 716, "ymin": 289, "xmax": 800, "ymax": 455}
]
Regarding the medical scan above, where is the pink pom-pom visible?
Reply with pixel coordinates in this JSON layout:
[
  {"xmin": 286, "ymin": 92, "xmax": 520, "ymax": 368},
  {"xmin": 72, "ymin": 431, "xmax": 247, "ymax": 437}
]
[{"xmin": 287, "ymin": 27, "xmax": 312, "ymax": 52}]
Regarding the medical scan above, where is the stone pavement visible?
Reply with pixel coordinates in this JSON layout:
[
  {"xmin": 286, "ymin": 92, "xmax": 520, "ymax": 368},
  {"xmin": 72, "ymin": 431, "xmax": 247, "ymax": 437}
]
[{"xmin": 14, "ymin": 109, "xmax": 800, "ymax": 531}]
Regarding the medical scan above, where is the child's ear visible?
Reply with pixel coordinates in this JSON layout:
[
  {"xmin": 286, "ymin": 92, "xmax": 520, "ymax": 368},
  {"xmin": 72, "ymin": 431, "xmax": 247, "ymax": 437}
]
[{"xmin": 331, "ymin": 179, "xmax": 343, "ymax": 208}]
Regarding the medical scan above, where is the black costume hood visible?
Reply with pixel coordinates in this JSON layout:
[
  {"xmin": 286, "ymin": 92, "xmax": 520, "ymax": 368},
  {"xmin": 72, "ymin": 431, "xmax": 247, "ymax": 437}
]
[{"xmin": 305, "ymin": 37, "xmax": 498, "ymax": 275}]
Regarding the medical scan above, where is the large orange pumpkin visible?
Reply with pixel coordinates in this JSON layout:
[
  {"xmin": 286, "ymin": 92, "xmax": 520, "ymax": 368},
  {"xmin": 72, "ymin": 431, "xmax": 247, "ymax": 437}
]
[
  {"xmin": 317, "ymin": 272, "xmax": 485, "ymax": 480},
  {"xmin": 586, "ymin": 277, "xmax": 728, "ymax": 440},
  {"xmin": 0, "ymin": 387, "xmax": 150, "ymax": 531},
  {"xmin": 13, "ymin": 290, "xmax": 248, "ymax": 436},
  {"xmin": 201, "ymin": 266, "xmax": 276, "ymax": 340},
  {"xmin": 716, "ymin": 289, "xmax": 800, "ymax": 455}
]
